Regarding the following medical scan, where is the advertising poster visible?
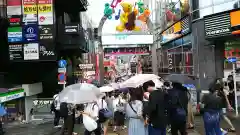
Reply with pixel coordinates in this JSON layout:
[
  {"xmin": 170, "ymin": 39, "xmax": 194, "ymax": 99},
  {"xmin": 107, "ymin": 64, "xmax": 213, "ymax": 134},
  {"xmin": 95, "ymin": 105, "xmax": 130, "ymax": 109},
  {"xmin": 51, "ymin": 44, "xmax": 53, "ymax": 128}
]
[
  {"xmin": 39, "ymin": 43, "xmax": 56, "ymax": 60},
  {"xmin": 22, "ymin": 0, "xmax": 37, "ymax": 24},
  {"xmin": 8, "ymin": 27, "xmax": 22, "ymax": 43},
  {"xmin": 38, "ymin": 0, "xmax": 53, "ymax": 25},
  {"xmin": 23, "ymin": 43, "xmax": 39, "ymax": 60},
  {"xmin": 39, "ymin": 25, "xmax": 53, "ymax": 41},
  {"xmin": 9, "ymin": 44, "xmax": 23, "ymax": 60},
  {"xmin": 7, "ymin": 0, "xmax": 21, "ymax": 16},
  {"xmin": 23, "ymin": 25, "xmax": 38, "ymax": 42}
]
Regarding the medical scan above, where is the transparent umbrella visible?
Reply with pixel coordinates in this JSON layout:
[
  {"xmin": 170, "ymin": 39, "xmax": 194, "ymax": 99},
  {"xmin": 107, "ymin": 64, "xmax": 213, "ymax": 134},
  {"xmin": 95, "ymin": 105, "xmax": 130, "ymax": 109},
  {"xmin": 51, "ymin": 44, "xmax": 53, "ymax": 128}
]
[{"xmin": 58, "ymin": 83, "xmax": 101, "ymax": 104}]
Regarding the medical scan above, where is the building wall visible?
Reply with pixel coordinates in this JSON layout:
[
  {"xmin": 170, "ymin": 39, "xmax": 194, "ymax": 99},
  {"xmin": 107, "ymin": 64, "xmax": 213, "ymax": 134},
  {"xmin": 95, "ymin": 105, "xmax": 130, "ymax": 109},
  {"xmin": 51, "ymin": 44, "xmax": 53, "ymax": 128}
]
[
  {"xmin": 191, "ymin": 0, "xmax": 240, "ymax": 21},
  {"xmin": 191, "ymin": 19, "xmax": 224, "ymax": 89}
]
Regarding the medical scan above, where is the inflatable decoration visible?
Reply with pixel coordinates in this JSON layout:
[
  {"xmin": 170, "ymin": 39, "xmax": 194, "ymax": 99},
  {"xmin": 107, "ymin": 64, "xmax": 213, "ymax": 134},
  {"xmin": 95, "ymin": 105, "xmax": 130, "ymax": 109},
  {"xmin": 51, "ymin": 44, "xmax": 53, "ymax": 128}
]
[
  {"xmin": 137, "ymin": 1, "xmax": 144, "ymax": 14},
  {"xmin": 137, "ymin": 8, "xmax": 150, "ymax": 23},
  {"xmin": 116, "ymin": 2, "xmax": 141, "ymax": 31},
  {"xmin": 104, "ymin": 3, "xmax": 113, "ymax": 19},
  {"xmin": 111, "ymin": 0, "xmax": 122, "ymax": 8}
]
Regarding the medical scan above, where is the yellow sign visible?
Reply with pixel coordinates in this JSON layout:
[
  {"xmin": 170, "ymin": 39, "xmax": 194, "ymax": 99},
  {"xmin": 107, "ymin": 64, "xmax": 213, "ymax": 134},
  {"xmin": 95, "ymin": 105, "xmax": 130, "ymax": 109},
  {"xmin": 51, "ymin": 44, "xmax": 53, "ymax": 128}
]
[
  {"xmin": 38, "ymin": 4, "xmax": 52, "ymax": 13},
  {"xmin": 23, "ymin": 5, "xmax": 37, "ymax": 14}
]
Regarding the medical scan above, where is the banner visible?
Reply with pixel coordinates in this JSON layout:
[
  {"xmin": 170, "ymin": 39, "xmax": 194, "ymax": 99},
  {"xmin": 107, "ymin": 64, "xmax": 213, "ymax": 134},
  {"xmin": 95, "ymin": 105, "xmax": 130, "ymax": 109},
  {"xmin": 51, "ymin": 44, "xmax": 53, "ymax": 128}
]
[
  {"xmin": 23, "ymin": 43, "xmax": 39, "ymax": 60},
  {"xmin": 9, "ymin": 44, "xmax": 23, "ymax": 60},
  {"xmin": 22, "ymin": 0, "xmax": 37, "ymax": 24},
  {"xmin": 8, "ymin": 27, "xmax": 22, "ymax": 43},
  {"xmin": 23, "ymin": 25, "xmax": 38, "ymax": 42},
  {"xmin": 39, "ymin": 25, "xmax": 53, "ymax": 41},
  {"xmin": 39, "ymin": 43, "xmax": 56, "ymax": 60},
  {"xmin": 7, "ymin": 0, "xmax": 21, "ymax": 16},
  {"xmin": 38, "ymin": 0, "xmax": 53, "ymax": 25}
]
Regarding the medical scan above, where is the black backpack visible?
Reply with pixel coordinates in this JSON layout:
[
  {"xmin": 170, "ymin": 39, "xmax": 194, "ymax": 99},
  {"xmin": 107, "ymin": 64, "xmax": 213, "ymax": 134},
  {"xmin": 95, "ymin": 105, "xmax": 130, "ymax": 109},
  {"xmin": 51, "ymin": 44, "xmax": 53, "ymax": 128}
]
[{"xmin": 60, "ymin": 102, "xmax": 68, "ymax": 117}]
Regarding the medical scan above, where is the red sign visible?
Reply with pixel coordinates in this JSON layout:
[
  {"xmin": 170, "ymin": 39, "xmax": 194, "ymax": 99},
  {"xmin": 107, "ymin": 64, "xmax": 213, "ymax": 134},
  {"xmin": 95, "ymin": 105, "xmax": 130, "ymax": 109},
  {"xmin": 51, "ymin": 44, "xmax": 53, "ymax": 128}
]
[
  {"xmin": 225, "ymin": 48, "xmax": 240, "ymax": 58},
  {"xmin": 38, "ymin": 0, "xmax": 52, "ymax": 4},
  {"xmin": 22, "ymin": 0, "xmax": 37, "ymax": 5},
  {"xmin": 8, "ymin": 15, "xmax": 21, "ymax": 26},
  {"xmin": 7, "ymin": 0, "xmax": 21, "ymax": 6},
  {"xmin": 58, "ymin": 73, "xmax": 66, "ymax": 82}
]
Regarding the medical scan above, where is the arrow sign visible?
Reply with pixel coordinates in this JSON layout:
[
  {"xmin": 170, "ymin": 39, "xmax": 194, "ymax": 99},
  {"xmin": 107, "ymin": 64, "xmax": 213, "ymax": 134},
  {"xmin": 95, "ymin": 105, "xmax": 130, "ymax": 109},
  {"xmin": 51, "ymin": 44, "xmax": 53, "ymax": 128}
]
[
  {"xmin": 58, "ymin": 60, "xmax": 67, "ymax": 68},
  {"xmin": 227, "ymin": 57, "xmax": 237, "ymax": 63}
]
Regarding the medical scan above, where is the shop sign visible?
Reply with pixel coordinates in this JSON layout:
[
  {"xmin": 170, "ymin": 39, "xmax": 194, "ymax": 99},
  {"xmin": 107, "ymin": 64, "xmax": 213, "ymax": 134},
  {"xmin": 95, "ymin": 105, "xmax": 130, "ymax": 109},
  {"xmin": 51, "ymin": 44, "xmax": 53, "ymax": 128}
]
[
  {"xmin": 8, "ymin": 27, "xmax": 22, "ymax": 43},
  {"xmin": 22, "ymin": 0, "xmax": 37, "ymax": 24},
  {"xmin": 8, "ymin": 15, "xmax": 21, "ymax": 26},
  {"xmin": 0, "ymin": 92, "xmax": 24, "ymax": 103},
  {"xmin": 9, "ymin": 44, "xmax": 23, "ymax": 60},
  {"xmin": 39, "ymin": 43, "xmax": 56, "ymax": 60},
  {"xmin": 7, "ymin": 0, "xmax": 21, "ymax": 15},
  {"xmin": 38, "ymin": 0, "xmax": 53, "ymax": 25},
  {"xmin": 102, "ymin": 35, "xmax": 153, "ymax": 45},
  {"xmin": 204, "ymin": 12, "xmax": 231, "ymax": 38},
  {"xmin": 39, "ymin": 25, "xmax": 53, "ymax": 40},
  {"xmin": 64, "ymin": 24, "xmax": 79, "ymax": 34},
  {"xmin": 104, "ymin": 46, "xmax": 150, "ymax": 56},
  {"xmin": 23, "ymin": 43, "xmax": 39, "ymax": 60},
  {"xmin": 23, "ymin": 25, "xmax": 38, "ymax": 42}
]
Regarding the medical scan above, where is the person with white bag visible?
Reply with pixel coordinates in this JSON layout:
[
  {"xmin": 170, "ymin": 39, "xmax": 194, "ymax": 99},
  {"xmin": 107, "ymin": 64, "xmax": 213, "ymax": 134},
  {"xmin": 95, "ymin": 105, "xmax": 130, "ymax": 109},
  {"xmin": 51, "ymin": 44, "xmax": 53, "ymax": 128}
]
[{"xmin": 81, "ymin": 102, "xmax": 101, "ymax": 135}]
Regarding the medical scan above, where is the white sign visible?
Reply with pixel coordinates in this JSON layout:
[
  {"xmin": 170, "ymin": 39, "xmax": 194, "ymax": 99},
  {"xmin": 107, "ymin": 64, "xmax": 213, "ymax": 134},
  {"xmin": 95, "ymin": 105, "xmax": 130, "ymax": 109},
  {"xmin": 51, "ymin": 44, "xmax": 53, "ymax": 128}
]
[
  {"xmin": 58, "ymin": 68, "xmax": 66, "ymax": 73},
  {"xmin": 24, "ymin": 43, "xmax": 39, "ymax": 60},
  {"xmin": 58, "ymin": 81, "xmax": 66, "ymax": 84},
  {"xmin": 101, "ymin": 35, "xmax": 153, "ymax": 45},
  {"xmin": 7, "ymin": 6, "xmax": 21, "ymax": 15},
  {"xmin": 38, "ymin": 12, "xmax": 53, "ymax": 25},
  {"xmin": 0, "ymin": 92, "xmax": 24, "ymax": 103}
]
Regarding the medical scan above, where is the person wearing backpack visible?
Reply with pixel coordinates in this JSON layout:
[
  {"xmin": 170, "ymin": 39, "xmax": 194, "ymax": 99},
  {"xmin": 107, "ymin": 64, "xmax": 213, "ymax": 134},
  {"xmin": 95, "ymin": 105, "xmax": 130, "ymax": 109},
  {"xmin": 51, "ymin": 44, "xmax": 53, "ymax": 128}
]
[{"xmin": 167, "ymin": 82, "xmax": 189, "ymax": 135}]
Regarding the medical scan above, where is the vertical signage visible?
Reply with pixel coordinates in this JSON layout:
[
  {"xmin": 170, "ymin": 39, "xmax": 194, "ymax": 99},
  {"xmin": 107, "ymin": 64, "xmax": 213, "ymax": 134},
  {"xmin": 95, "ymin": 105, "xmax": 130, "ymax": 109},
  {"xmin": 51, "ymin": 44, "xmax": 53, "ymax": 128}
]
[
  {"xmin": 23, "ymin": 43, "xmax": 39, "ymax": 60},
  {"xmin": 7, "ymin": 0, "xmax": 21, "ymax": 15},
  {"xmin": 9, "ymin": 44, "xmax": 23, "ymax": 60},
  {"xmin": 39, "ymin": 43, "xmax": 55, "ymax": 60},
  {"xmin": 8, "ymin": 27, "xmax": 22, "ymax": 43},
  {"xmin": 38, "ymin": 0, "xmax": 53, "ymax": 25},
  {"xmin": 22, "ymin": 0, "xmax": 38, "ymax": 24},
  {"xmin": 39, "ymin": 25, "xmax": 53, "ymax": 41},
  {"xmin": 23, "ymin": 25, "xmax": 39, "ymax": 42},
  {"xmin": 7, "ymin": 0, "xmax": 22, "ymax": 26}
]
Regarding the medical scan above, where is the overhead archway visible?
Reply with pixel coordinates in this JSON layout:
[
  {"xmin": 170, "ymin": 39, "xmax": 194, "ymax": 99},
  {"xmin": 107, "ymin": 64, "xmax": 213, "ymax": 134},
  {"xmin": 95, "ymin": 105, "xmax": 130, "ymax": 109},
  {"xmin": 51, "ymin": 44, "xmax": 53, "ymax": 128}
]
[{"xmin": 96, "ymin": 2, "xmax": 155, "ymax": 84}]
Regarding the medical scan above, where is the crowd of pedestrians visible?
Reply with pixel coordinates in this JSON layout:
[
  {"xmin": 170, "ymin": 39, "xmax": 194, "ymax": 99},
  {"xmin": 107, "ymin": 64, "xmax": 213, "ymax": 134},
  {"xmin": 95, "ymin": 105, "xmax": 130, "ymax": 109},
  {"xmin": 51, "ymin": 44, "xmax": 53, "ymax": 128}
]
[{"xmin": 50, "ymin": 77, "xmax": 237, "ymax": 135}]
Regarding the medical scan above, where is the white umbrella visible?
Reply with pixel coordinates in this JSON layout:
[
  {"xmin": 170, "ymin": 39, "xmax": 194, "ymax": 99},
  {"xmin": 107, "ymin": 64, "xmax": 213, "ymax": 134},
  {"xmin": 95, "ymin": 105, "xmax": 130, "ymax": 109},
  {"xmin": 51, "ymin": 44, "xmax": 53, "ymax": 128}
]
[
  {"xmin": 58, "ymin": 83, "xmax": 100, "ymax": 104},
  {"xmin": 119, "ymin": 74, "xmax": 160, "ymax": 88},
  {"xmin": 153, "ymin": 79, "xmax": 164, "ymax": 88},
  {"xmin": 99, "ymin": 86, "xmax": 115, "ymax": 93},
  {"xmin": 108, "ymin": 83, "xmax": 120, "ymax": 89}
]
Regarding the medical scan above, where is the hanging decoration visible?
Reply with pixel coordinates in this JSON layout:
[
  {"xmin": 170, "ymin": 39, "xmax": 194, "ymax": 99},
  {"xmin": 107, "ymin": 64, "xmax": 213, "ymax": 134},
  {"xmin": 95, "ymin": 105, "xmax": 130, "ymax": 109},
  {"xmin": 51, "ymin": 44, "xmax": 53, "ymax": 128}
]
[{"xmin": 103, "ymin": 0, "xmax": 151, "ymax": 32}]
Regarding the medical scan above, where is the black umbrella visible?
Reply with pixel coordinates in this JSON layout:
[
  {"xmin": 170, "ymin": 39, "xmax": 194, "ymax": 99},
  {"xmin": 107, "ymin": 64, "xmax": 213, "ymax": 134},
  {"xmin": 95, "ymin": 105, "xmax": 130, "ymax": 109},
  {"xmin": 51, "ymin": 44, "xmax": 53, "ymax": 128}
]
[{"xmin": 165, "ymin": 74, "xmax": 197, "ymax": 86}]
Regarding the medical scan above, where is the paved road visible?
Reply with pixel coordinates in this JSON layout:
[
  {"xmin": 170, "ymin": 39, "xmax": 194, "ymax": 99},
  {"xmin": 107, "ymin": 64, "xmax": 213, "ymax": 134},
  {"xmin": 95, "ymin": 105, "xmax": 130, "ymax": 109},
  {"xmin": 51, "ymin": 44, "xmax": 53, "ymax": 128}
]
[{"xmin": 4, "ymin": 122, "xmax": 60, "ymax": 135}]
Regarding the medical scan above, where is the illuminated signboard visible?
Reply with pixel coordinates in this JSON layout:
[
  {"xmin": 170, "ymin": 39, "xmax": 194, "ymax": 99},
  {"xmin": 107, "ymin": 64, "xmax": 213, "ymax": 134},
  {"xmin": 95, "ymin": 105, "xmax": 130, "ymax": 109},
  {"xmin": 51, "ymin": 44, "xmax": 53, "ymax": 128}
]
[{"xmin": 161, "ymin": 16, "xmax": 190, "ymax": 44}]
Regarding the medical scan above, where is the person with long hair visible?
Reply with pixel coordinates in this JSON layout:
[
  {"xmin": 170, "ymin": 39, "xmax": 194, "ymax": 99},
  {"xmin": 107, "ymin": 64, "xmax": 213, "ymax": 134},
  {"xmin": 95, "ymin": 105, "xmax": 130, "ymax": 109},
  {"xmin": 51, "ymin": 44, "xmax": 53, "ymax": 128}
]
[
  {"xmin": 126, "ymin": 88, "xmax": 146, "ymax": 135},
  {"xmin": 167, "ymin": 82, "xmax": 189, "ymax": 135}
]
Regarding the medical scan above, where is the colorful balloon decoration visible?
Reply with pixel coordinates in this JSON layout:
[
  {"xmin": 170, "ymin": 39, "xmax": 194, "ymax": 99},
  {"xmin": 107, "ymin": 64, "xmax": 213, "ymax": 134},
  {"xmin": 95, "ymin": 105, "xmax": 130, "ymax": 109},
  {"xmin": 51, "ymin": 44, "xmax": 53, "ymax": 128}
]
[{"xmin": 104, "ymin": 0, "xmax": 151, "ymax": 32}]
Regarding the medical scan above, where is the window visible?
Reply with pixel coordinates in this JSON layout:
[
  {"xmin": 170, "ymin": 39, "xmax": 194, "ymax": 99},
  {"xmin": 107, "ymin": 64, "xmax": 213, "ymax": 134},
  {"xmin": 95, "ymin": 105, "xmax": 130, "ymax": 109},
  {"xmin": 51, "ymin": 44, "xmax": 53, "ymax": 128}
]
[{"xmin": 157, "ymin": 35, "xmax": 193, "ymax": 75}]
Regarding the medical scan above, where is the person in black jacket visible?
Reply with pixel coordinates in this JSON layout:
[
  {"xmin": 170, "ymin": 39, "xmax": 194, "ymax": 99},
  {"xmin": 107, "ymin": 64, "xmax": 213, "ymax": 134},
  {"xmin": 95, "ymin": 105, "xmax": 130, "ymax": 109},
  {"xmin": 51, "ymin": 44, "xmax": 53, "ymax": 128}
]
[
  {"xmin": 167, "ymin": 82, "xmax": 189, "ymax": 135},
  {"xmin": 147, "ymin": 85, "xmax": 168, "ymax": 135}
]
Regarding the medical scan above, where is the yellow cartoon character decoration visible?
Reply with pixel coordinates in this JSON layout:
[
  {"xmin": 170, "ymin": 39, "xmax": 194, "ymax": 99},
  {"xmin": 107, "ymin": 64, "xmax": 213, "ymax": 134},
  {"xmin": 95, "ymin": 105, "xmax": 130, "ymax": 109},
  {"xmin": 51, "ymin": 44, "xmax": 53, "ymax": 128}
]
[{"xmin": 116, "ymin": 2, "xmax": 141, "ymax": 32}]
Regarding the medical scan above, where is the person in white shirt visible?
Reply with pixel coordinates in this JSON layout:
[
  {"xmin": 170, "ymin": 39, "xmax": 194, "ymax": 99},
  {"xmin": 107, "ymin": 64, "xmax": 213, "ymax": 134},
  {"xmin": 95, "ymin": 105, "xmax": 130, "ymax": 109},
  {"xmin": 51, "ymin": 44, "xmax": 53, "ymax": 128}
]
[
  {"xmin": 81, "ymin": 102, "xmax": 101, "ymax": 135},
  {"xmin": 112, "ymin": 94, "xmax": 125, "ymax": 132},
  {"xmin": 51, "ymin": 94, "xmax": 61, "ymax": 128}
]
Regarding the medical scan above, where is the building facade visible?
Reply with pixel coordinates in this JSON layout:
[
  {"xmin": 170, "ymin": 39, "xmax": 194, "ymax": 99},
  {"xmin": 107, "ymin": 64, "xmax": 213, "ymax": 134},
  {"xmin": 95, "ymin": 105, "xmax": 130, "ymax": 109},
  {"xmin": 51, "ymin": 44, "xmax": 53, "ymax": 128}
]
[{"xmin": 154, "ymin": 0, "xmax": 239, "ymax": 90}]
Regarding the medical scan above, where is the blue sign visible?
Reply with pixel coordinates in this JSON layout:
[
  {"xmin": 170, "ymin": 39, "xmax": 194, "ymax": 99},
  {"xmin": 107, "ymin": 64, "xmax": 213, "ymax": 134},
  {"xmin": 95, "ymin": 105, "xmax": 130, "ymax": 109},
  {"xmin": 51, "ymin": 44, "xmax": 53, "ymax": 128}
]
[
  {"xmin": 23, "ymin": 25, "xmax": 38, "ymax": 42},
  {"xmin": 58, "ymin": 60, "xmax": 67, "ymax": 68},
  {"xmin": 58, "ymin": 73, "xmax": 66, "ymax": 82},
  {"xmin": 227, "ymin": 57, "xmax": 237, "ymax": 63},
  {"xmin": 8, "ymin": 27, "xmax": 22, "ymax": 43}
]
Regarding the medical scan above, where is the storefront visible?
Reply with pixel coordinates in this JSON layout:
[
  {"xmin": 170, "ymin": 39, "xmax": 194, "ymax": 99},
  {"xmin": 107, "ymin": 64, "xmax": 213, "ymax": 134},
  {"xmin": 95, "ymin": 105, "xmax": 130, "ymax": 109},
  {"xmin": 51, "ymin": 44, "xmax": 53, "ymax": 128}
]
[
  {"xmin": 204, "ymin": 8, "xmax": 240, "ymax": 78},
  {"xmin": 0, "ymin": 87, "xmax": 25, "ymax": 121},
  {"xmin": 156, "ymin": 15, "xmax": 193, "ymax": 77}
]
